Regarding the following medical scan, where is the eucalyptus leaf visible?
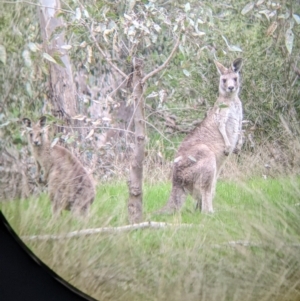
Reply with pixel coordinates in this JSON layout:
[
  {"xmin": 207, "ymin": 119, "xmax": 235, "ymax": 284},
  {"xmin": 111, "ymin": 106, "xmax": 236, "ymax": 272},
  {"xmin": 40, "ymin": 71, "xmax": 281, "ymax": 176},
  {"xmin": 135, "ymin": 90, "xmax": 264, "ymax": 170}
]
[
  {"xmin": 22, "ymin": 50, "xmax": 32, "ymax": 67},
  {"xmin": 266, "ymin": 22, "xmax": 278, "ymax": 36},
  {"xmin": 228, "ymin": 45, "xmax": 243, "ymax": 52},
  {"xmin": 259, "ymin": 10, "xmax": 270, "ymax": 21},
  {"xmin": 140, "ymin": 25, "xmax": 150, "ymax": 34},
  {"xmin": 72, "ymin": 114, "xmax": 86, "ymax": 121},
  {"xmin": 128, "ymin": 25, "xmax": 136, "ymax": 36},
  {"xmin": 83, "ymin": 9, "xmax": 89, "ymax": 18},
  {"xmin": 278, "ymin": 13, "xmax": 289, "ymax": 20},
  {"xmin": 0, "ymin": 121, "xmax": 11, "ymax": 128},
  {"xmin": 42, "ymin": 53, "xmax": 58, "ymax": 64},
  {"xmin": 153, "ymin": 23, "xmax": 161, "ymax": 33},
  {"xmin": 127, "ymin": 0, "xmax": 137, "ymax": 12},
  {"xmin": 221, "ymin": 36, "xmax": 242, "ymax": 52},
  {"xmin": 40, "ymin": 63, "xmax": 49, "ymax": 75},
  {"xmin": 151, "ymin": 33, "xmax": 158, "ymax": 43},
  {"xmin": 0, "ymin": 45, "xmax": 6, "ymax": 65},
  {"xmin": 241, "ymin": 2, "xmax": 255, "ymax": 15},
  {"xmin": 80, "ymin": 41, "xmax": 87, "ymax": 48},
  {"xmin": 124, "ymin": 14, "xmax": 132, "ymax": 20},
  {"xmin": 25, "ymin": 82, "xmax": 33, "ymax": 97},
  {"xmin": 146, "ymin": 91, "xmax": 159, "ymax": 99},
  {"xmin": 28, "ymin": 42, "xmax": 39, "ymax": 52},
  {"xmin": 185, "ymin": 3, "xmax": 191, "ymax": 12},
  {"xmin": 256, "ymin": 0, "xmax": 265, "ymax": 6},
  {"xmin": 61, "ymin": 45, "xmax": 72, "ymax": 50},
  {"xmin": 179, "ymin": 44, "xmax": 185, "ymax": 55},
  {"xmin": 75, "ymin": 7, "xmax": 81, "ymax": 20},
  {"xmin": 183, "ymin": 69, "xmax": 190, "ymax": 77},
  {"xmin": 85, "ymin": 129, "xmax": 95, "ymax": 140},
  {"xmin": 285, "ymin": 28, "xmax": 294, "ymax": 55},
  {"xmin": 144, "ymin": 36, "xmax": 151, "ymax": 47},
  {"xmin": 174, "ymin": 156, "xmax": 182, "ymax": 163},
  {"xmin": 293, "ymin": 14, "xmax": 300, "ymax": 25},
  {"xmin": 268, "ymin": 11, "xmax": 276, "ymax": 19}
]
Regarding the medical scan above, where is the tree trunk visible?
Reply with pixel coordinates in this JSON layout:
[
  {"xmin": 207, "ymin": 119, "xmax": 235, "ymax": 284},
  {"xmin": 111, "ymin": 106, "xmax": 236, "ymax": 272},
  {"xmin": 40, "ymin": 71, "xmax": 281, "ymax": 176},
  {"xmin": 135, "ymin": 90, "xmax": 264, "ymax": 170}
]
[
  {"xmin": 127, "ymin": 58, "xmax": 145, "ymax": 224},
  {"xmin": 38, "ymin": 0, "xmax": 76, "ymax": 122}
]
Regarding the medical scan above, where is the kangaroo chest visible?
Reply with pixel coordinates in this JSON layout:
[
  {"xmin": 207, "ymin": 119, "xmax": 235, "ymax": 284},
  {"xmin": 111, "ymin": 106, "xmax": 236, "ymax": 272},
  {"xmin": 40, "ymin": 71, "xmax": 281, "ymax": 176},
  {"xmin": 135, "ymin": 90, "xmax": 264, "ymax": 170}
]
[
  {"xmin": 226, "ymin": 100, "xmax": 242, "ymax": 144},
  {"xmin": 33, "ymin": 146, "xmax": 52, "ymax": 171}
]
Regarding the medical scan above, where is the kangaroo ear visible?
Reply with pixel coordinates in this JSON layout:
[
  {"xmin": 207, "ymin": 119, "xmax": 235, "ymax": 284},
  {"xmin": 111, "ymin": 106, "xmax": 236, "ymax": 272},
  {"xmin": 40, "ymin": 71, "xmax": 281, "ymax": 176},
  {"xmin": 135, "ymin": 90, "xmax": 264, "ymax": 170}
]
[
  {"xmin": 22, "ymin": 118, "xmax": 31, "ymax": 128},
  {"xmin": 39, "ymin": 116, "xmax": 47, "ymax": 128},
  {"xmin": 214, "ymin": 61, "xmax": 227, "ymax": 75},
  {"xmin": 231, "ymin": 58, "xmax": 243, "ymax": 73}
]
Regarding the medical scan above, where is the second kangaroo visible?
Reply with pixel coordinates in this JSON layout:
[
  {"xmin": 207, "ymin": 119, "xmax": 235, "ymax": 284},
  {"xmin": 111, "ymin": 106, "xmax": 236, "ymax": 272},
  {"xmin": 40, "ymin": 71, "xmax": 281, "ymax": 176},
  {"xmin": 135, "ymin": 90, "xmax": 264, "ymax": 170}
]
[
  {"xmin": 158, "ymin": 58, "xmax": 243, "ymax": 213},
  {"xmin": 23, "ymin": 116, "xmax": 96, "ymax": 216}
]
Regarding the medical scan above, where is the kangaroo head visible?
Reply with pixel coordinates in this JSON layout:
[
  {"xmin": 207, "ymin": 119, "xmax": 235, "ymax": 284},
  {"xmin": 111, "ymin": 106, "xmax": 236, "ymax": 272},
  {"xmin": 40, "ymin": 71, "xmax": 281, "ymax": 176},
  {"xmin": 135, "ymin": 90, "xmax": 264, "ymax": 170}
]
[
  {"xmin": 214, "ymin": 58, "xmax": 243, "ymax": 96},
  {"xmin": 23, "ymin": 116, "xmax": 48, "ymax": 147}
]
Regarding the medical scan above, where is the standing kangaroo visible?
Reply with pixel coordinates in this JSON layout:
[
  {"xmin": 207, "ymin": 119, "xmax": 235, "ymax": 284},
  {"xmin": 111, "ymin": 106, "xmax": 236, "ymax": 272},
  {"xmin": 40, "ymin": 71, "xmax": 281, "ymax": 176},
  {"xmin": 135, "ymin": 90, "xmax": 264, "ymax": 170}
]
[
  {"xmin": 158, "ymin": 58, "xmax": 243, "ymax": 213},
  {"xmin": 23, "ymin": 116, "xmax": 95, "ymax": 216}
]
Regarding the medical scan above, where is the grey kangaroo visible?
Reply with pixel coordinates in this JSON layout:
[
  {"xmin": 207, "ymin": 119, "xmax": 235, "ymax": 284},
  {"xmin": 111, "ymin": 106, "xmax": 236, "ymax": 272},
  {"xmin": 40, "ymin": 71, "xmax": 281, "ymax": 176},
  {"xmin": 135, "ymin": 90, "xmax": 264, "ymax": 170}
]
[
  {"xmin": 158, "ymin": 58, "xmax": 243, "ymax": 213},
  {"xmin": 23, "ymin": 116, "xmax": 95, "ymax": 216}
]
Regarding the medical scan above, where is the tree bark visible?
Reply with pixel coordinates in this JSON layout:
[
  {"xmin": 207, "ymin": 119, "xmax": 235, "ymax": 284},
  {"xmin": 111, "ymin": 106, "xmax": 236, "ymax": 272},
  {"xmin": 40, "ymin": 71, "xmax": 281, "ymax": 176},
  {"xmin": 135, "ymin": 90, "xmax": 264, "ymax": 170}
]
[
  {"xmin": 38, "ymin": 0, "xmax": 76, "ymax": 122},
  {"xmin": 127, "ymin": 58, "xmax": 145, "ymax": 224}
]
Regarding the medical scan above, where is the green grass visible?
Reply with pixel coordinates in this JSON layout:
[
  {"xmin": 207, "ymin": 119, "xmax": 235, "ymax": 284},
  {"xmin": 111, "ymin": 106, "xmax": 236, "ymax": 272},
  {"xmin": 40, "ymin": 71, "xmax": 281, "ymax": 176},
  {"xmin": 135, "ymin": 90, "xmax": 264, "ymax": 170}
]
[{"xmin": 1, "ymin": 177, "xmax": 300, "ymax": 301}]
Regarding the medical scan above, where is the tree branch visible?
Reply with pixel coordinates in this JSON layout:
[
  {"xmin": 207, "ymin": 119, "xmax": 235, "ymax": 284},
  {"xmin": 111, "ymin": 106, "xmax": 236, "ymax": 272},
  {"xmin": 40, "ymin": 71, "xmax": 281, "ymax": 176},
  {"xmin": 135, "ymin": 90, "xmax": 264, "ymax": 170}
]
[
  {"xmin": 142, "ymin": 32, "xmax": 181, "ymax": 84},
  {"xmin": 145, "ymin": 104, "xmax": 190, "ymax": 134},
  {"xmin": 89, "ymin": 22, "xmax": 128, "ymax": 80},
  {"xmin": 21, "ymin": 221, "xmax": 196, "ymax": 241}
]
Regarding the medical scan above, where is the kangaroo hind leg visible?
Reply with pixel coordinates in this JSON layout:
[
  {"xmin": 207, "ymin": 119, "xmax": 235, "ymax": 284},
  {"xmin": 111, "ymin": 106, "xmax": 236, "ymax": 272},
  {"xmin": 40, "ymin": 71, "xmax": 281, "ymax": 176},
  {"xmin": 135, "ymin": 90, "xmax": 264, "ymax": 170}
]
[
  {"xmin": 195, "ymin": 157, "xmax": 217, "ymax": 213},
  {"xmin": 156, "ymin": 185, "xmax": 187, "ymax": 214}
]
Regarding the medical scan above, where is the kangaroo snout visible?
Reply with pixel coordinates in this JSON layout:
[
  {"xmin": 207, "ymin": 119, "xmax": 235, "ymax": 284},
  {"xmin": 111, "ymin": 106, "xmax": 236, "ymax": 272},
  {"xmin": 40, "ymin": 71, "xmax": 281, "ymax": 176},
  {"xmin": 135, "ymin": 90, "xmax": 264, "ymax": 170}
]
[{"xmin": 228, "ymin": 86, "xmax": 234, "ymax": 92}]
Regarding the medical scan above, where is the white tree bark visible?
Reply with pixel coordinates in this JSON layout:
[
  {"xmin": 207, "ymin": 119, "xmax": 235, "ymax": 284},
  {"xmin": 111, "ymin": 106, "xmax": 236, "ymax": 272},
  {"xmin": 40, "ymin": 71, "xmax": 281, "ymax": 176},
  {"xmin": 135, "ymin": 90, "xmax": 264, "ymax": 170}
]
[{"xmin": 38, "ymin": 0, "xmax": 77, "ymax": 120}]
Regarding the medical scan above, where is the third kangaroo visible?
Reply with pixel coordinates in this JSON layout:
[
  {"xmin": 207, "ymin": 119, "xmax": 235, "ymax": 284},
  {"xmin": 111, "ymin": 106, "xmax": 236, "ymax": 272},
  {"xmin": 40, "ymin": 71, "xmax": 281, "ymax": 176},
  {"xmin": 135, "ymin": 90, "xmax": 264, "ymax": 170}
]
[{"xmin": 158, "ymin": 58, "xmax": 243, "ymax": 213}]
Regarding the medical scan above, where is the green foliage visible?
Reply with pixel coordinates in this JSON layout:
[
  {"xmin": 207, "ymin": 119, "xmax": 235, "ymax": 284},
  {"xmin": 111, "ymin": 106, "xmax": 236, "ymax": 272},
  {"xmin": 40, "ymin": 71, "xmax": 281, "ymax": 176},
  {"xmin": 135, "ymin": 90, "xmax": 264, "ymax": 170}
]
[
  {"xmin": 1, "ymin": 0, "xmax": 300, "ymax": 166},
  {"xmin": 0, "ymin": 2, "xmax": 48, "ymax": 149}
]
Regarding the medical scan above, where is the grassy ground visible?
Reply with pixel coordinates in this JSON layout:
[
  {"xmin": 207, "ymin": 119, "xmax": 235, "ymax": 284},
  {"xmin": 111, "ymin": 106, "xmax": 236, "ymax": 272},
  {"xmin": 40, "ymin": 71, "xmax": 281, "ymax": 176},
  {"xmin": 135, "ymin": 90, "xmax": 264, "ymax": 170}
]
[{"xmin": 1, "ymin": 177, "xmax": 300, "ymax": 301}]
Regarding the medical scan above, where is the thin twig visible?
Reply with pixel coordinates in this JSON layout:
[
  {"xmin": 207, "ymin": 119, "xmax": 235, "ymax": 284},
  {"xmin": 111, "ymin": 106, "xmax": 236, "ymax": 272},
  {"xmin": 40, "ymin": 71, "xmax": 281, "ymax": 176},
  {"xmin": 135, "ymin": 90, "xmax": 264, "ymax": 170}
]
[
  {"xmin": 143, "ymin": 119, "xmax": 175, "ymax": 147},
  {"xmin": 108, "ymin": 74, "xmax": 133, "ymax": 97},
  {"xmin": 142, "ymin": 32, "xmax": 181, "ymax": 84},
  {"xmin": 52, "ymin": 124, "xmax": 135, "ymax": 135},
  {"xmin": 89, "ymin": 22, "xmax": 127, "ymax": 79},
  {"xmin": 145, "ymin": 104, "xmax": 191, "ymax": 134}
]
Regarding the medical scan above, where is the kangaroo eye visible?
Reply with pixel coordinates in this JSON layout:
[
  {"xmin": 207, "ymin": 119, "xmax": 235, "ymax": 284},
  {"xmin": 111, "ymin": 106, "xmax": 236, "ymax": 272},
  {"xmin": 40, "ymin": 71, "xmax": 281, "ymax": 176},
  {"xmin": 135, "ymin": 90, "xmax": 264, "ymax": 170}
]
[
  {"xmin": 30, "ymin": 133, "xmax": 33, "ymax": 137},
  {"xmin": 234, "ymin": 77, "xmax": 237, "ymax": 82},
  {"xmin": 39, "ymin": 133, "xmax": 42, "ymax": 136},
  {"xmin": 222, "ymin": 79, "xmax": 227, "ymax": 84}
]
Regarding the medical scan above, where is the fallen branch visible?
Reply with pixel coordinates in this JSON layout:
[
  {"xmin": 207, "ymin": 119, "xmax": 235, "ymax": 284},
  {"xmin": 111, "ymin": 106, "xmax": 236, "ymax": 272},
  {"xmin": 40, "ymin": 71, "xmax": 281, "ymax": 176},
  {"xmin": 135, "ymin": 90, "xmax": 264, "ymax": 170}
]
[
  {"xmin": 21, "ymin": 222, "xmax": 300, "ymax": 249},
  {"xmin": 22, "ymin": 226, "xmax": 300, "ymax": 249},
  {"xmin": 21, "ymin": 221, "xmax": 197, "ymax": 241}
]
